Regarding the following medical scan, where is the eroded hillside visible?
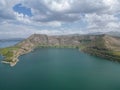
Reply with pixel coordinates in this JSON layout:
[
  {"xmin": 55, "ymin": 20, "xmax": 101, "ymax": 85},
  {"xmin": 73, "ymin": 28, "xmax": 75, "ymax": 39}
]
[{"xmin": 0, "ymin": 34, "xmax": 120, "ymax": 66}]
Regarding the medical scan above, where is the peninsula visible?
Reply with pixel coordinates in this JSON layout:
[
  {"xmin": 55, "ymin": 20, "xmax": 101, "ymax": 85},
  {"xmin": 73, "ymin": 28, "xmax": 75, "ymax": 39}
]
[{"xmin": 0, "ymin": 34, "xmax": 120, "ymax": 66}]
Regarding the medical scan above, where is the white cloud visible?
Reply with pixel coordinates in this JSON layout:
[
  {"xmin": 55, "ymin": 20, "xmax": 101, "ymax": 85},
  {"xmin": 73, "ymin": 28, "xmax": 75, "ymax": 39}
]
[
  {"xmin": 44, "ymin": 21, "xmax": 62, "ymax": 27},
  {"xmin": 103, "ymin": 0, "xmax": 119, "ymax": 8},
  {"xmin": 0, "ymin": 0, "xmax": 120, "ymax": 38},
  {"xmin": 85, "ymin": 13, "xmax": 118, "ymax": 26},
  {"xmin": 44, "ymin": 0, "xmax": 71, "ymax": 12},
  {"xmin": 0, "ymin": 23, "xmax": 85, "ymax": 39},
  {"xmin": 0, "ymin": 0, "xmax": 22, "ymax": 23},
  {"xmin": 20, "ymin": 0, "xmax": 120, "ymax": 24},
  {"xmin": 15, "ymin": 12, "xmax": 31, "ymax": 23},
  {"xmin": 85, "ymin": 13, "xmax": 120, "ymax": 32}
]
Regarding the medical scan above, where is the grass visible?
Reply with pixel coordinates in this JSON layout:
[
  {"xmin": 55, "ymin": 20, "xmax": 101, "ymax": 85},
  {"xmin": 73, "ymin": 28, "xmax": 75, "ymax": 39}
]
[
  {"xmin": 83, "ymin": 47, "xmax": 120, "ymax": 61},
  {"xmin": 0, "ymin": 46, "xmax": 19, "ymax": 62},
  {"xmin": 0, "ymin": 47, "xmax": 18, "ymax": 55},
  {"xmin": 112, "ymin": 51, "xmax": 120, "ymax": 56}
]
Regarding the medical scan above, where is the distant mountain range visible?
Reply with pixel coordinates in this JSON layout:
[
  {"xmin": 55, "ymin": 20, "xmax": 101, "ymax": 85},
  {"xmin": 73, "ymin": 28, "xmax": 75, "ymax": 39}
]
[
  {"xmin": 106, "ymin": 31, "xmax": 120, "ymax": 37},
  {"xmin": 88, "ymin": 31, "xmax": 120, "ymax": 37}
]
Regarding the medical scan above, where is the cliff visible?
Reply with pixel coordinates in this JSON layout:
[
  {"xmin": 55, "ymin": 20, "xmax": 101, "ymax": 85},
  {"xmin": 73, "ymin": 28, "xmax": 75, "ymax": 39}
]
[{"xmin": 0, "ymin": 34, "xmax": 120, "ymax": 66}]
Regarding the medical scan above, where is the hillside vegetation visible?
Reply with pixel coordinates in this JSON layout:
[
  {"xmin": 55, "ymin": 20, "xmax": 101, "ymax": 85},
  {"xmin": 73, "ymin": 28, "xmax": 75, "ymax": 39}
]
[{"xmin": 83, "ymin": 35, "xmax": 120, "ymax": 61}]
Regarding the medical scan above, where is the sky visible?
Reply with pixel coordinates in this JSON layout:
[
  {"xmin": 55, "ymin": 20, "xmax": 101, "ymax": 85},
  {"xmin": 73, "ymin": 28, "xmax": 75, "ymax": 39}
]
[{"xmin": 0, "ymin": 0, "xmax": 120, "ymax": 38}]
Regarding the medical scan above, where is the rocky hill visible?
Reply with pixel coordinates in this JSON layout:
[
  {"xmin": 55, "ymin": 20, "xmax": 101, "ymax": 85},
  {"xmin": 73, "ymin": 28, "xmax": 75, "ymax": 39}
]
[
  {"xmin": 0, "ymin": 34, "xmax": 120, "ymax": 66},
  {"xmin": 83, "ymin": 34, "xmax": 120, "ymax": 61}
]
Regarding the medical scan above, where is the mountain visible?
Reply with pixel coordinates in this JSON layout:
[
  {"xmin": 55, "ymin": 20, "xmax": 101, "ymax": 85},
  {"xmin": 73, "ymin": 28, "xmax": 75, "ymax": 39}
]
[
  {"xmin": 82, "ymin": 34, "xmax": 120, "ymax": 61},
  {"xmin": 87, "ymin": 32, "xmax": 104, "ymax": 35},
  {"xmin": 87, "ymin": 31, "xmax": 120, "ymax": 37},
  {"xmin": 0, "ymin": 34, "xmax": 120, "ymax": 66},
  {"xmin": 106, "ymin": 31, "xmax": 120, "ymax": 37}
]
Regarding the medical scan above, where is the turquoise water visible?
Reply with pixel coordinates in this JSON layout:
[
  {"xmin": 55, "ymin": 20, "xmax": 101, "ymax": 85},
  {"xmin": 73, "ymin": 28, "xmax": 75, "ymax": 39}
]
[{"xmin": 1, "ymin": 46, "xmax": 120, "ymax": 89}]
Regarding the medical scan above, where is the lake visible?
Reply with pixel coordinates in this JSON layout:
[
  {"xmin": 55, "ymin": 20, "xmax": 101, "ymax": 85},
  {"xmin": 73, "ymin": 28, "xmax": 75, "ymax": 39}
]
[
  {"xmin": 0, "ymin": 42, "xmax": 120, "ymax": 90},
  {"xmin": 0, "ymin": 40, "xmax": 20, "ymax": 48}
]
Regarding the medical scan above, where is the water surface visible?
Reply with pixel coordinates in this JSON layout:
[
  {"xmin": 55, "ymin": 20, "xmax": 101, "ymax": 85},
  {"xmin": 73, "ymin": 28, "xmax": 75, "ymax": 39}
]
[
  {"xmin": 0, "ymin": 40, "xmax": 20, "ymax": 48},
  {"xmin": 0, "ymin": 48, "xmax": 120, "ymax": 90}
]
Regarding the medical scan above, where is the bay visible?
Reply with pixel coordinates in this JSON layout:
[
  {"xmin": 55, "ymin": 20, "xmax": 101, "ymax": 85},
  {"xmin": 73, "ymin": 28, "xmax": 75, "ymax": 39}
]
[{"xmin": 0, "ymin": 42, "xmax": 120, "ymax": 90}]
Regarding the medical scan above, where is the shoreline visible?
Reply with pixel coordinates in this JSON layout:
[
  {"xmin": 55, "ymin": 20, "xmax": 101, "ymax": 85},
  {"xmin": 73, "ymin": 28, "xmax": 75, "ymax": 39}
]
[{"xmin": 1, "ymin": 59, "xmax": 19, "ymax": 67}]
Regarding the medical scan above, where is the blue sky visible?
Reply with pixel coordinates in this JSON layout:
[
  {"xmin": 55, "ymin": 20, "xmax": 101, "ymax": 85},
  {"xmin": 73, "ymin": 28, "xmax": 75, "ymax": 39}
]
[
  {"xmin": 13, "ymin": 3, "xmax": 32, "ymax": 17},
  {"xmin": 0, "ymin": 0, "xmax": 120, "ymax": 38}
]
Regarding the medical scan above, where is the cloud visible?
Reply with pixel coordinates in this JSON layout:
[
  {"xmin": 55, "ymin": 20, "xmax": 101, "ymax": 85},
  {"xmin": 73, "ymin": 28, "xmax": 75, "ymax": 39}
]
[
  {"xmin": 0, "ymin": 22, "xmax": 85, "ymax": 39},
  {"xmin": 0, "ymin": 0, "xmax": 22, "ymax": 23},
  {"xmin": 84, "ymin": 13, "xmax": 120, "ymax": 32},
  {"xmin": 21, "ymin": 0, "xmax": 120, "ymax": 22},
  {"xmin": 85, "ymin": 13, "xmax": 118, "ymax": 27},
  {"xmin": 14, "ymin": 12, "xmax": 31, "ymax": 23},
  {"xmin": 1, "ymin": 0, "xmax": 120, "ymax": 23},
  {"xmin": 0, "ymin": 0, "xmax": 120, "ymax": 38}
]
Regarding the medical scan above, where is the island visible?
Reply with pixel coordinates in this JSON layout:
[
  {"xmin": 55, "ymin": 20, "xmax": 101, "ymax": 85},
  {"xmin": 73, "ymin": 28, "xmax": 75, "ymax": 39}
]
[{"xmin": 0, "ymin": 34, "xmax": 120, "ymax": 66}]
